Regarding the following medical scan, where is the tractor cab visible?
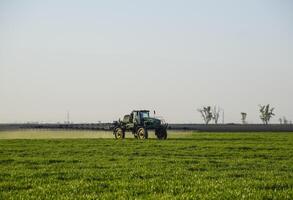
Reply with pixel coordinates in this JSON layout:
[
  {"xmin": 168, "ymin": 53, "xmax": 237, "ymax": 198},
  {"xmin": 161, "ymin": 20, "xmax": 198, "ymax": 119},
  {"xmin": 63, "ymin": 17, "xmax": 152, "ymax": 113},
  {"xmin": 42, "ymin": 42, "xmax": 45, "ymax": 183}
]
[{"xmin": 132, "ymin": 110, "xmax": 150, "ymax": 124}]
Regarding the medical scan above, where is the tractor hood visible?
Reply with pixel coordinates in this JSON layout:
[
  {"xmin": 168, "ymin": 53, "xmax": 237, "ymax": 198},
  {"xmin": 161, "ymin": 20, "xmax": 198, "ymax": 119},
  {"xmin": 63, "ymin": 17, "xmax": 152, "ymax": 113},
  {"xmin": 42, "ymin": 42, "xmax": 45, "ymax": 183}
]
[{"xmin": 143, "ymin": 117, "xmax": 161, "ymax": 126}]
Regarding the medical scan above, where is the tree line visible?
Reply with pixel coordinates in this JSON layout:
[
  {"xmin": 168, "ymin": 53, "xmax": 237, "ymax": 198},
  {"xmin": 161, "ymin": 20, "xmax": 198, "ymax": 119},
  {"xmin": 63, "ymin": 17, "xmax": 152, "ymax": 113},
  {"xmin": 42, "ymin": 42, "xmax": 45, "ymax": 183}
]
[{"xmin": 197, "ymin": 104, "xmax": 292, "ymax": 125}]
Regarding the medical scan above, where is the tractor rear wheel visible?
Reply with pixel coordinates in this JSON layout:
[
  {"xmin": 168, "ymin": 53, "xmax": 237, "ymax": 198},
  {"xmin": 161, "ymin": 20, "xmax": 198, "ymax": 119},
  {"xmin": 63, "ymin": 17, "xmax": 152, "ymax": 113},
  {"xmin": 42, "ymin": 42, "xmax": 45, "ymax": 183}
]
[
  {"xmin": 114, "ymin": 127, "xmax": 125, "ymax": 139},
  {"xmin": 155, "ymin": 127, "xmax": 167, "ymax": 140},
  {"xmin": 136, "ymin": 127, "xmax": 148, "ymax": 139}
]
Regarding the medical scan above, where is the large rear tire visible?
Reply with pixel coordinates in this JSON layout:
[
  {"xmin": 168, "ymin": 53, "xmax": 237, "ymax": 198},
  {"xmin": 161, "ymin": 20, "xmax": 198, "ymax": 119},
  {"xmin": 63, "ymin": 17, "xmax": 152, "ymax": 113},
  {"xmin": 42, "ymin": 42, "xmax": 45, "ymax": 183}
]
[
  {"xmin": 136, "ymin": 127, "xmax": 148, "ymax": 139},
  {"xmin": 155, "ymin": 127, "xmax": 167, "ymax": 140},
  {"xmin": 114, "ymin": 127, "xmax": 125, "ymax": 139}
]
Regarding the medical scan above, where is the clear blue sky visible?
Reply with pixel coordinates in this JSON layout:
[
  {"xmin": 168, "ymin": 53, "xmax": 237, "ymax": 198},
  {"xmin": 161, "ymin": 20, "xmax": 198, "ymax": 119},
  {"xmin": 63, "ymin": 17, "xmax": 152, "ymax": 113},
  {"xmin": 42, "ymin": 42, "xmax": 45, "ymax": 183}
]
[{"xmin": 0, "ymin": 0, "xmax": 292, "ymax": 123}]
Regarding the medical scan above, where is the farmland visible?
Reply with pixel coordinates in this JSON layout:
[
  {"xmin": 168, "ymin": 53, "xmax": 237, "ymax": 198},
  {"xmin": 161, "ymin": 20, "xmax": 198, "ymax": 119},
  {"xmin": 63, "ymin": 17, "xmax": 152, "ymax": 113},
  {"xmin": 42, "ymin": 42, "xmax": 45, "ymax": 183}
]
[{"xmin": 0, "ymin": 131, "xmax": 293, "ymax": 199}]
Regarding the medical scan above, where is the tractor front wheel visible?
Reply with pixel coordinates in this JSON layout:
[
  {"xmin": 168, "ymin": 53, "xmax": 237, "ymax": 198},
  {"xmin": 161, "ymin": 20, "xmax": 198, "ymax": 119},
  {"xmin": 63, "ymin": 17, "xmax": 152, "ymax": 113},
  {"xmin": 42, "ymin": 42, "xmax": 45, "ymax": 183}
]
[
  {"xmin": 114, "ymin": 127, "xmax": 125, "ymax": 139},
  {"xmin": 136, "ymin": 127, "xmax": 148, "ymax": 139}
]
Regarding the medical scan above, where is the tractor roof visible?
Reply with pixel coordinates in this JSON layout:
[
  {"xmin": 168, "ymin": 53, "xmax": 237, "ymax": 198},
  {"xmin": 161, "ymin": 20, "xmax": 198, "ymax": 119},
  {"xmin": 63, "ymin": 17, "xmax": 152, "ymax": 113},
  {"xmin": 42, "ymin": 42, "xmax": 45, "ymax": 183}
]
[{"xmin": 132, "ymin": 110, "xmax": 150, "ymax": 112}]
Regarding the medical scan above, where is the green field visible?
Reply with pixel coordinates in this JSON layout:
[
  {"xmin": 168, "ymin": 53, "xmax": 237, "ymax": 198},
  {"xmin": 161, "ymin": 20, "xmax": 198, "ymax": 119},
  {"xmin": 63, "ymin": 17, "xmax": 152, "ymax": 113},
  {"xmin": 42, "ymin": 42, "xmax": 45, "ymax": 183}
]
[{"xmin": 0, "ymin": 131, "xmax": 293, "ymax": 199}]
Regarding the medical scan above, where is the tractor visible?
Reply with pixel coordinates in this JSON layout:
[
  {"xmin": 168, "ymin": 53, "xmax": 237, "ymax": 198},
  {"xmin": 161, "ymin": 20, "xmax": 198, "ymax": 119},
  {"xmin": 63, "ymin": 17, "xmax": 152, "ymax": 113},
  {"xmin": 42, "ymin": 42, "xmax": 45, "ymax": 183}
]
[{"xmin": 113, "ymin": 110, "xmax": 168, "ymax": 140}]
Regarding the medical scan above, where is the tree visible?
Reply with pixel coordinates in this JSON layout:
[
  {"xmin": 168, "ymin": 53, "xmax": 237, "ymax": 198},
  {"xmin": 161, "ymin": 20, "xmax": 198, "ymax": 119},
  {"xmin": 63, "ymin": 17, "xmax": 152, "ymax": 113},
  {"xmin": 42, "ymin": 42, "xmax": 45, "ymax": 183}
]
[
  {"xmin": 241, "ymin": 112, "xmax": 247, "ymax": 124},
  {"xmin": 283, "ymin": 117, "xmax": 288, "ymax": 124},
  {"xmin": 259, "ymin": 104, "xmax": 275, "ymax": 124},
  {"xmin": 212, "ymin": 106, "xmax": 220, "ymax": 124},
  {"xmin": 197, "ymin": 106, "xmax": 213, "ymax": 125}
]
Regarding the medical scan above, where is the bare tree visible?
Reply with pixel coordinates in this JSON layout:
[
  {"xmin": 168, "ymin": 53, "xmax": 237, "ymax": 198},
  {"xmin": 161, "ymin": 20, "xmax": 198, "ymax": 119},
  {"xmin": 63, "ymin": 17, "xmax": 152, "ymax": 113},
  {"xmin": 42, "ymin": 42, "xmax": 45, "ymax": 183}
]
[
  {"xmin": 241, "ymin": 112, "xmax": 247, "ymax": 124},
  {"xmin": 212, "ymin": 106, "xmax": 220, "ymax": 124},
  {"xmin": 283, "ymin": 117, "xmax": 288, "ymax": 124},
  {"xmin": 279, "ymin": 117, "xmax": 290, "ymax": 124},
  {"xmin": 259, "ymin": 104, "xmax": 275, "ymax": 124},
  {"xmin": 197, "ymin": 106, "xmax": 213, "ymax": 125}
]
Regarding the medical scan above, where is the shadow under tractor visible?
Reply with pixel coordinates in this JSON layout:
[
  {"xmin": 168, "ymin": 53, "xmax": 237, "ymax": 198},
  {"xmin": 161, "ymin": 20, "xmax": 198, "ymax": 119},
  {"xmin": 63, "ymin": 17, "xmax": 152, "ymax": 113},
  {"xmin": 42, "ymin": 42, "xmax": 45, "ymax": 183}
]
[{"xmin": 113, "ymin": 110, "xmax": 168, "ymax": 140}]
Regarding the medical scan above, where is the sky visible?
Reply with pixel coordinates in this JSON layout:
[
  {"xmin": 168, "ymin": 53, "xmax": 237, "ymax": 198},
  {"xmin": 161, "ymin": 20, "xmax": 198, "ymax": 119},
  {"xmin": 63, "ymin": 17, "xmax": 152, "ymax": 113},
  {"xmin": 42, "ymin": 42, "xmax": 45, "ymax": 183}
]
[{"xmin": 0, "ymin": 0, "xmax": 292, "ymax": 123}]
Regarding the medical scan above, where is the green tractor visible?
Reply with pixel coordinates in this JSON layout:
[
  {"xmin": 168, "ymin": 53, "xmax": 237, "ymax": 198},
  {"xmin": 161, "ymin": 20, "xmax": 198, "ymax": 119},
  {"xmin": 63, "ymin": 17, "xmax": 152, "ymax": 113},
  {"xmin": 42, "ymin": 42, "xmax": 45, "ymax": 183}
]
[{"xmin": 113, "ymin": 110, "xmax": 168, "ymax": 140}]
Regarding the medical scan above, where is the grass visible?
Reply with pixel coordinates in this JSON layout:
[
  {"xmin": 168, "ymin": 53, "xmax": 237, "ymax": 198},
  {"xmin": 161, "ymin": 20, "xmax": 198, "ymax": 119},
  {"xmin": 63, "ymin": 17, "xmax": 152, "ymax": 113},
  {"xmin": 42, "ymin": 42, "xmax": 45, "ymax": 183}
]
[{"xmin": 0, "ymin": 130, "xmax": 292, "ymax": 199}]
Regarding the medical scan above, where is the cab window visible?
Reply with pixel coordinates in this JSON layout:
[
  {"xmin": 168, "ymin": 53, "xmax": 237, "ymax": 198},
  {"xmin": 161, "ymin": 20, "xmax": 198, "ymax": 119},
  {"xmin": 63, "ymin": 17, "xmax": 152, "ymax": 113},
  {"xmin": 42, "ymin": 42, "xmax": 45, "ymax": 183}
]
[{"xmin": 141, "ymin": 112, "xmax": 149, "ymax": 118}]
